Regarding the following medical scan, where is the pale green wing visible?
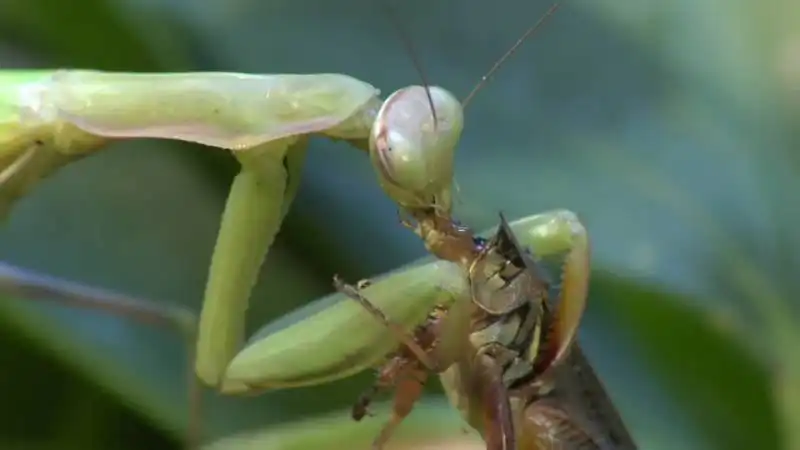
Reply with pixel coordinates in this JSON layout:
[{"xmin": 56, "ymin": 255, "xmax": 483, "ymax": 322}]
[
  {"xmin": 39, "ymin": 71, "xmax": 380, "ymax": 150},
  {"xmin": 221, "ymin": 259, "xmax": 468, "ymax": 393},
  {"xmin": 0, "ymin": 71, "xmax": 103, "ymax": 217},
  {"xmin": 0, "ymin": 70, "xmax": 379, "ymax": 216}
]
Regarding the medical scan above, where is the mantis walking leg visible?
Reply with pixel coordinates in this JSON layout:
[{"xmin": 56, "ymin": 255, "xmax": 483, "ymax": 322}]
[{"xmin": 196, "ymin": 141, "xmax": 307, "ymax": 390}]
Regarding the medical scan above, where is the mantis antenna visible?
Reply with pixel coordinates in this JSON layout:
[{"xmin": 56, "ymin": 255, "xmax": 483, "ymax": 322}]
[
  {"xmin": 461, "ymin": 1, "xmax": 563, "ymax": 109},
  {"xmin": 365, "ymin": 1, "xmax": 564, "ymax": 214},
  {"xmin": 378, "ymin": 0, "xmax": 439, "ymax": 128}
]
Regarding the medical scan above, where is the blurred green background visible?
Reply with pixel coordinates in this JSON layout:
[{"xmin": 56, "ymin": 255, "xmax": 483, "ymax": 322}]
[{"xmin": 0, "ymin": 0, "xmax": 798, "ymax": 449}]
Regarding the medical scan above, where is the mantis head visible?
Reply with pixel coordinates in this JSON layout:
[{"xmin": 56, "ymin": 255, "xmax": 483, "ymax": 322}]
[{"xmin": 369, "ymin": 85, "xmax": 463, "ymax": 213}]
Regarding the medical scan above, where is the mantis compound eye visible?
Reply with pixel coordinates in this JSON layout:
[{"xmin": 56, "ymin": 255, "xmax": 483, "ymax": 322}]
[{"xmin": 369, "ymin": 85, "xmax": 464, "ymax": 212}]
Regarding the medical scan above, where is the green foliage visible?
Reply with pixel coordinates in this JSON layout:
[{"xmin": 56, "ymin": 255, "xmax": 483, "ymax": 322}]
[{"xmin": 0, "ymin": 0, "xmax": 797, "ymax": 449}]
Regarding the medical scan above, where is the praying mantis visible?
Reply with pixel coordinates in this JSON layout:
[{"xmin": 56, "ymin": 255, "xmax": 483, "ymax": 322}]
[{"xmin": 0, "ymin": 0, "xmax": 637, "ymax": 447}]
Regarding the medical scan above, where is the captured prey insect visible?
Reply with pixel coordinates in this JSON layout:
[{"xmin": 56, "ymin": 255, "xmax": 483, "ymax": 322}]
[
  {"xmin": 452, "ymin": 217, "xmax": 637, "ymax": 450},
  {"xmin": 331, "ymin": 34, "xmax": 637, "ymax": 450}
]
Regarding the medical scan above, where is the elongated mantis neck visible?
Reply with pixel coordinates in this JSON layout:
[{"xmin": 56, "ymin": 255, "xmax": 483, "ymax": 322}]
[{"xmin": 407, "ymin": 207, "xmax": 482, "ymax": 268}]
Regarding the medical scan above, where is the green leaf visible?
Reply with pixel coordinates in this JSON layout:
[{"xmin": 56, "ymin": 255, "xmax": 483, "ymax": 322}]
[
  {"xmin": 592, "ymin": 272, "xmax": 779, "ymax": 450},
  {"xmin": 202, "ymin": 399, "xmax": 482, "ymax": 450}
]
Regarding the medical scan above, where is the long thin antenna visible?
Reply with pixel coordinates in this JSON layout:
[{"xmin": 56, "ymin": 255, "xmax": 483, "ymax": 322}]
[
  {"xmin": 379, "ymin": 0, "xmax": 438, "ymax": 127},
  {"xmin": 461, "ymin": 1, "xmax": 562, "ymax": 110}
]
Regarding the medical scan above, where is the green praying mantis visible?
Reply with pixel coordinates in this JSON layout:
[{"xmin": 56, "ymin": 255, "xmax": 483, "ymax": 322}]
[{"xmin": 0, "ymin": 0, "xmax": 636, "ymax": 448}]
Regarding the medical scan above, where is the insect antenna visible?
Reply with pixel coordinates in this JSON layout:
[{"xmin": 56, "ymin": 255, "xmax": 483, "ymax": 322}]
[
  {"xmin": 378, "ymin": 0, "xmax": 438, "ymax": 128},
  {"xmin": 461, "ymin": 1, "xmax": 562, "ymax": 110}
]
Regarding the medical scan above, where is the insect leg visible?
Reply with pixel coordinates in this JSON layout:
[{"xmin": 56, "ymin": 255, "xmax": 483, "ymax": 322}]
[
  {"xmin": 369, "ymin": 366, "xmax": 429, "ymax": 450},
  {"xmin": 352, "ymin": 353, "xmax": 417, "ymax": 421},
  {"xmin": 472, "ymin": 351, "xmax": 517, "ymax": 450},
  {"xmin": 519, "ymin": 397, "xmax": 602, "ymax": 450},
  {"xmin": 348, "ymin": 303, "xmax": 444, "ymax": 449},
  {"xmin": 333, "ymin": 275, "xmax": 439, "ymax": 371}
]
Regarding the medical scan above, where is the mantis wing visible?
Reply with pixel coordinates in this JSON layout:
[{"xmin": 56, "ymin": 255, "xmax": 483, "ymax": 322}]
[
  {"xmin": 35, "ymin": 71, "xmax": 380, "ymax": 150},
  {"xmin": 0, "ymin": 70, "xmax": 380, "ymax": 215}
]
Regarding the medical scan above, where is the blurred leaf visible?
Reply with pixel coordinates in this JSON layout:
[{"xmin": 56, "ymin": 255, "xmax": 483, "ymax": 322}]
[
  {"xmin": 0, "ymin": 0, "xmax": 189, "ymax": 70},
  {"xmin": 202, "ymin": 399, "xmax": 483, "ymax": 450},
  {"xmin": 592, "ymin": 272, "xmax": 779, "ymax": 450},
  {"xmin": 0, "ymin": 310, "xmax": 176, "ymax": 450}
]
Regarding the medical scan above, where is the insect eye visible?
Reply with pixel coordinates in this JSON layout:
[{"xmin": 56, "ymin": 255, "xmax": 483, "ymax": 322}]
[{"xmin": 369, "ymin": 86, "xmax": 464, "ymax": 211}]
